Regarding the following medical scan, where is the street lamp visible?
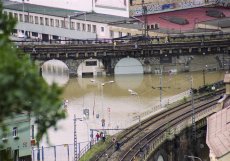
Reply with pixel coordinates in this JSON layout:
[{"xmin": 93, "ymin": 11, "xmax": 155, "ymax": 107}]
[
  {"xmin": 22, "ymin": 0, "xmax": 29, "ymax": 37},
  {"xmin": 128, "ymin": 89, "xmax": 141, "ymax": 127},
  {"xmin": 184, "ymin": 155, "xmax": 202, "ymax": 161},
  {"xmin": 202, "ymin": 65, "xmax": 208, "ymax": 86},
  {"xmin": 73, "ymin": 115, "xmax": 83, "ymax": 161},
  {"xmin": 90, "ymin": 79, "xmax": 114, "ymax": 125}
]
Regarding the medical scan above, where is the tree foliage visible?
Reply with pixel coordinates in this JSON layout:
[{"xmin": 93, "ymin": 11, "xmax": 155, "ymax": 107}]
[{"xmin": 0, "ymin": 3, "xmax": 66, "ymax": 142}]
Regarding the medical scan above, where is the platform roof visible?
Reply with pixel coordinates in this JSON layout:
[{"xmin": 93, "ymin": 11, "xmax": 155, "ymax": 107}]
[{"xmin": 207, "ymin": 105, "xmax": 230, "ymax": 158}]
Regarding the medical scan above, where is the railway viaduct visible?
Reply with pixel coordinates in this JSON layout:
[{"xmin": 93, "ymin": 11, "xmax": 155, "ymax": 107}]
[{"xmin": 18, "ymin": 38, "xmax": 230, "ymax": 76}]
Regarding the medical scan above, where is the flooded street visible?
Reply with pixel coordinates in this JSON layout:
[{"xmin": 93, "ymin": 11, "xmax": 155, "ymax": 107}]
[{"xmin": 41, "ymin": 68, "xmax": 225, "ymax": 148}]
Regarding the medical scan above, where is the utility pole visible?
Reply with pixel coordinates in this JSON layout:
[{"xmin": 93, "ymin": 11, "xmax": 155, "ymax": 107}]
[
  {"xmin": 74, "ymin": 114, "xmax": 77, "ymax": 161},
  {"xmin": 73, "ymin": 115, "xmax": 83, "ymax": 161},
  {"xmin": 141, "ymin": 0, "xmax": 148, "ymax": 38},
  {"xmin": 160, "ymin": 74, "xmax": 162, "ymax": 107},
  {"xmin": 152, "ymin": 68, "xmax": 170, "ymax": 107},
  {"xmin": 202, "ymin": 69, "xmax": 205, "ymax": 86},
  {"xmin": 190, "ymin": 76, "xmax": 196, "ymax": 141}
]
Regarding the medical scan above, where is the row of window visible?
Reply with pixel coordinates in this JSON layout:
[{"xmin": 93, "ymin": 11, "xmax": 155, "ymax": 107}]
[
  {"xmin": 4, "ymin": 11, "xmax": 105, "ymax": 33},
  {"xmin": 4, "ymin": 10, "xmax": 135, "ymax": 39},
  {"xmin": 1, "ymin": 125, "xmax": 34, "ymax": 140},
  {"xmin": 1, "ymin": 127, "xmax": 18, "ymax": 139}
]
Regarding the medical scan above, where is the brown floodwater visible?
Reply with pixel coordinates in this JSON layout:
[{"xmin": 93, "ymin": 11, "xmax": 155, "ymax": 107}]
[{"xmin": 41, "ymin": 70, "xmax": 226, "ymax": 146}]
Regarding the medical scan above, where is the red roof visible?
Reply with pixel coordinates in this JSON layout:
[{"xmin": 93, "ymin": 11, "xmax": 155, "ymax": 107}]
[{"xmin": 137, "ymin": 7, "xmax": 230, "ymax": 31}]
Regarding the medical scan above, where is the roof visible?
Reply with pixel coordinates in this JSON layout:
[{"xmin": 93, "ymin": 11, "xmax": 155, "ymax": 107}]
[
  {"xmin": 224, "ymin": 74, "xmax": 230, "ymax": 83},
  {"xmin": 71, "ymin": 12, "xmax": 133, "ymax": 24},
  {"xmin": 3, "ymin": 1, "xmax": 79, "ymax": 17},
  {"xmin": 137, "ymin": 7, "xmax": 230, "ymax": 31},
  {"xmin": 202, "ymin": 17, "xmax": 230, "ymax": 28},
  {"xmin": 207, "ymin": 105, "xmax": 230, "ymax": 158},
  {"xmin": 3, "ymin": 1, "xmax": 133, "ymax": 24}
]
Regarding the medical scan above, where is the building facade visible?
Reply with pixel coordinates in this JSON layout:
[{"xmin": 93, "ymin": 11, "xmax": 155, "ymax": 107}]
[
  {"xmin": 0, "ymin": 113, "xmax": 33, "ymax": 161},
  {"xmin": 9, "ymin": 0, "xmax": 130, "ymax": 17},
  {"xmin": 3, "ymin": 1, "xmax": 138, "ymax": 42}
]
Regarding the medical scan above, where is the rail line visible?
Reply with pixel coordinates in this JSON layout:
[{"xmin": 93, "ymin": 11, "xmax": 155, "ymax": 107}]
[
  {"xmin": 91, "ymin": 89, "xmax": 224, "ymax": 161},
  {"xmin": 119, "ymin": 96, "xmax": 219, "ymax": 161}
]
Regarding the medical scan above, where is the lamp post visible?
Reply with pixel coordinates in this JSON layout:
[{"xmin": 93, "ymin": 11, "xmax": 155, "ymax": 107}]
[
  {"xmin": 91, "ymin": 79, "xmax": 114, "ymax": 126},
  {"xmin": 184, "ymin": 155, "xmax": 202, "ymax": 161},
  {"xmin": 202, "ymin": 65, "xmax": 208, "ymax": 86},
  {"xmin": 128, "ymin": 89, "xmax": 141, "ymax": 127},
  {"xmin": 82, "ymin": 115, "xmax": 89, "ymax": 142},
  {"xmin": 73, "ymin": 115, "xmax": 83, "ymax": 161},
  {"xmin": 190, "ymin": 76, "xmax": 196, "ymax": 141},
  {"xmin": 22, "ymin": 0, "xmax": 29, "ymax": 37}
]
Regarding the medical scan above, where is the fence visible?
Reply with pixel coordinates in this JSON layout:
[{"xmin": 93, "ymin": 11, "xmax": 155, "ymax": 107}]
[
  {"xmin": 132, "ymin": 90, "xmax": 191, "ymax": 121},
  {"xmin": 32, "ymin": 141, "xmax": 90, "ymax": 161}
]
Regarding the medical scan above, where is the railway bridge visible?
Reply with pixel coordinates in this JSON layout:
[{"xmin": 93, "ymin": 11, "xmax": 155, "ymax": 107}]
[
  {"xmin": 87, "ymin": 85, "xmax": 227, "ymax": 161},
  {"xmin": 18, "ymin": 39, "xmax": 230, "ymax": 76}
]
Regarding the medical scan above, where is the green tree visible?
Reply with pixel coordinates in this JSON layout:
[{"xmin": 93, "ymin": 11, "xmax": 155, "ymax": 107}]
[{"xmin": 0, "ymin": 3, "xmax": 66, "ymax": 142}]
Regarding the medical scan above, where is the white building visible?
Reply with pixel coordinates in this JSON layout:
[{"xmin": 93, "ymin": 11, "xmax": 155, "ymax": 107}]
[
  {"xmin": 9, "ymin": 0, "xmax": 130, "ymax": 17},
  {"xmin": 3, "ymin": 1, "xmax": 135, "ymax": 41}
]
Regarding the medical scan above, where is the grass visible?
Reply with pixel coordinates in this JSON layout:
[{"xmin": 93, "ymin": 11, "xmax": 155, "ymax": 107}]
[{"xmin": 79, "ymin": 136, "xmax": 112, "ymax": 161}]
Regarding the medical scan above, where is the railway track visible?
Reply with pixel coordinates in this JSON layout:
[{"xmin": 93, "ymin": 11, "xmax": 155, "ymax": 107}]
[
  {"xmin": 20, "ymin": 39, "xmax": 229, "ymax": 54},
  {"xmin": 91, "ymin": 89, "xmax": 224, "ymax": 161}
]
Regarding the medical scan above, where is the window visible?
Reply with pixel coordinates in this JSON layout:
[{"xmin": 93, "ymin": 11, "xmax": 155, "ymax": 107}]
[
  {"xmin": 61, "ymin": 20, "xmax": 65, "ymax": 28},
  {"xmin": 14, "ymin": 13, "xmax": 18, "ymax": 21},
  {"xmin": 71, "ymin": 22, "xmax": 75, "ymax": 29},
  {"xmin": 31, "ymin": 125, "xmax": 34, "ymax": 139},
  {"xmin": 119, "ymin": 32, "xmax": 122, "ymax": 37},
  {"xmin": 64, "ymin": 21, "xmax": 68, "ymax": 28},
  {"xmin": 45, "ymin": 18, "xmax": 49, "ymax": 26},
  {"xmin": 50, "ymin": 19, "xmax": 54, "ymax": 26},
  {"xmin": 101, "ymin": 27, "xmax": 104, "ymax": 32},
  {"xmin": 53, "ymin": 35, "xmax": 59, "ymax": 40},
  {"xmin": 55, "ymin": 19, "xmax": 59, "ymax": 27},
  {"xmin": 82, "ymin": 24, "xmax": 86, "ymax": 31},
  {"xmin": 29, "ymin": 15, "xmax": 33, "ymax": 23},
  {"xmin": 92, "ymin": 25, "xmax": 96, "ymax": 33},
  {"xmin": 35, "ymin": 16, "xmax": 38, "ymax": 24},
  {"xmin": 40, "ymin": 17, "xmax": 44, "ymax": 25},
  {"xmin": 13, "ymin": 127, "xmax": 18, "ymax": 137},
  {"xmin": 110, "ymin": 30, "xmax": 114, "ymax": 38},
  {"xmin": 32, "ymin": 32, "xmax": 38, "ymax": 37},
  {"xmin": 19, "ymin": 14, "xmax": 23, "ymax": 22},
  {"xmin": 77, "ymin": 23, "xmax": 80, "ymax": 30},
  {"xmin": 87, "ymin": 24, "xmax": 91, "ymax": 32},
  {"xmin": 127, "ymin": 33, "xmax": 131, "ymax": 36},
  {"xmin": 24, "ymin": 15, "xmax": 29, "ymax": 22},
  {"xmin": 86, "ymin": 61, "xmax": 97, "ymax": 66},
  {"xmin": 3, "ymin": 11, "xmax": 7, "ymax": 15},
  {"xmin": 9, "ymin": 12, "xmax": 13, "ymax": 18}
]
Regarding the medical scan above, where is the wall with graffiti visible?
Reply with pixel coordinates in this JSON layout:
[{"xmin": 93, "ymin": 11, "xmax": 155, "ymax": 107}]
[{"xmin": 129, "ymin": 0, "xmax": 216, "ymax": 16}]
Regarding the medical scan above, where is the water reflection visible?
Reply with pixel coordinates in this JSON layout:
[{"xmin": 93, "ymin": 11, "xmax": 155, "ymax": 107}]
[
  {"xmin": 115, "ymin": 74, "xmax": 143, "ymax": 90},
  {"xmin": 42, "ymin": 59, "xmax": 69, "ymax": 86},
  {"xmin": 62, "ymin": 71, "xmax": 225, "ymax": 100}
]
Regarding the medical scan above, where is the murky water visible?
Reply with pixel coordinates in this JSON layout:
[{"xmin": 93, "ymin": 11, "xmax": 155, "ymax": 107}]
[{"xmin": 41, "ymin": 67, "xmax": 225, "ymax": 147}]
